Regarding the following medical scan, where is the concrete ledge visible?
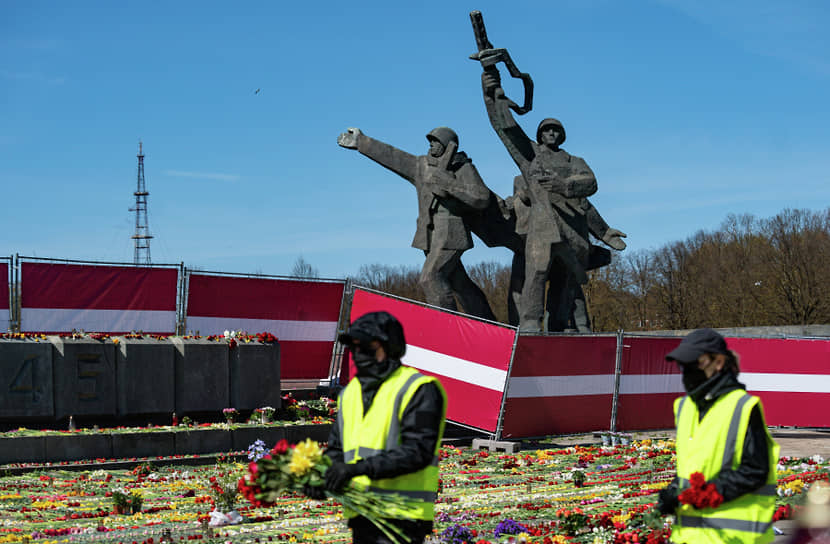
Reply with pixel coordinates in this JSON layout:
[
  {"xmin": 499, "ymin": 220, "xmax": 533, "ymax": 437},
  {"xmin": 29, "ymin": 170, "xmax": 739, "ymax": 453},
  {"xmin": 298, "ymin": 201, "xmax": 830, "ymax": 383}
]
[
  {"xmin": 45, "ymin": 433, "xmax": 113, "ymax": 462},
  {"xmin": 285, "ymin": 424, "xmax": 330, "ymax": 445},
  {"xmin": 231, "ymin": 426, "xmax": 287, "ymax": 451},
  {"xmin": 0, "ymin": 436, "xmax": 46, "ymax": 464},
  {"xmin": 1, "ymin": 424, "xmax": 331, "ymax": 465},
  {"xmin": 112, "ymin": 431, "xmax": 175, "ymax": 458},
  {"xmin": 230, "ymin": 342, "xmax": 281, "ymax": 410},
  {"xmin": 175, "ymin": 429, "xmax": 233, "ymax": 455},
  {"xmin": 51, "ymin": 337, "xmax": 117, "ymax": 420},
  {"xmin": 171, "ymin": 338, "xmax": 229, "ymax": 413},
  {"xmin": 116, "ymin": 338, "xmax": 175, "ymax": 415},
  {"xmin": 0, "ymin": 340, "xmax": 54, "ymax": 418}
]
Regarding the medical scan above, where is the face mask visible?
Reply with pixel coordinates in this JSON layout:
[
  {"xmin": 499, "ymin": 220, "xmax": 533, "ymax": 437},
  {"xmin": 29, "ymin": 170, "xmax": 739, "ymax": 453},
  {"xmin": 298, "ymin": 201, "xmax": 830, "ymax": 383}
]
[
  {"xmin": 682, "ymin": 364, "xmax": 709, "ymax": 393},
  {"xmin": 351, "ymin": 343, "xmax": 379, "ymax": 373}
]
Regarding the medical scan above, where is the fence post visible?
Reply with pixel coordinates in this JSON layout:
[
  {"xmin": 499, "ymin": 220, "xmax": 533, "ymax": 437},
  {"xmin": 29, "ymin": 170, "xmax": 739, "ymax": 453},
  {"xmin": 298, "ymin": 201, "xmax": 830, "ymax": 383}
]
[
  {"xmin": 494, "ymin": 329, "xmax": 521, "ymax": 442},
  {"xmin": 326, "ymin": 278, "xmax": 351, "ymax": 389},
  {"xmin": 176, "ymin": 262, "xmax": 186, "ymax": 335},
  {"xmin": 12, "ymin": 254, "xmax": 19, "ymax": 332},
  {"xmin": 609, "ymin": 329, "xmax": 624, "ymax": 432}
]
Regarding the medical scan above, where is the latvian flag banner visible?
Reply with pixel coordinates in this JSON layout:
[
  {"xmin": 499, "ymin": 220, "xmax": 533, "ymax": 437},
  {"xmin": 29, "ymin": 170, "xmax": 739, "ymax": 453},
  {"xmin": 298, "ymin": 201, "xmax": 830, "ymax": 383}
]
[
  {"xmin": 501, "ymin": 335, "xmax": 619, "ymax": 438},
  {"xmin": 348, "ymin": 288, "xmax": 517, "ymax": 433},
  {"xmin": 1, "ymin": 261, "xmax": 9, "ymax": 332},
  {"xmin": 185, "ymin": 273, "xmax": 345, "ymax": 380},
  {"xmin": 20, "ymin": 262, "xmax": 178, "ymax": 334}
]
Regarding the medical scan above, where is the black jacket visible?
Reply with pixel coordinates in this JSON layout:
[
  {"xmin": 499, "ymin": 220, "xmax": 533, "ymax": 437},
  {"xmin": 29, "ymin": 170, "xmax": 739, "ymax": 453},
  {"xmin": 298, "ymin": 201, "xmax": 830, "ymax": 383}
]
[
  {"xmin": 659, "ymin": 371, "xmax": 771, "ymax": 513},
  {"xmin": 326, "ymin": 357, "xmax": 445, "ymax": 480}
]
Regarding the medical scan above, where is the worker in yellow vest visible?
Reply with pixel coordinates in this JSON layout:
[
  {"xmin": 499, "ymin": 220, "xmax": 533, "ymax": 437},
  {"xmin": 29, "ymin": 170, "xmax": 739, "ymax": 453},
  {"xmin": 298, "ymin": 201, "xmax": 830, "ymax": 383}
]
[
  {"xmin": 305, "ymin": 311, "xmax": 447, "ymax": 544},
  {"xmin": 658, "ymin": 328, "xmax": 780, "ymax": 543}
]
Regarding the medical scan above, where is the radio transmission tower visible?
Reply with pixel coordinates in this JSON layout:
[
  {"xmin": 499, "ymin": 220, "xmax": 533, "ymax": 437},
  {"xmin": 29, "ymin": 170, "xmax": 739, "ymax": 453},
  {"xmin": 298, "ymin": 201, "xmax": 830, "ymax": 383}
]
[{"xmin": 129, "ymin": 140, "xmax": 153, "ymax": 264}]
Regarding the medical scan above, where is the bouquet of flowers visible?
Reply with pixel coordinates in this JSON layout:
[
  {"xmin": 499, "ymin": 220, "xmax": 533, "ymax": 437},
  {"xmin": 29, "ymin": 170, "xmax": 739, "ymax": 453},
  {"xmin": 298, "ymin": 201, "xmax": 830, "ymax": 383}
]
[
  {"xmin": 208, "ymin": 460, "xmax": 244, "ymax": 527},
  {"xmin": 678, "ymin": 472, "xmax": 724, "ymax": 509},
  {"xmin": 238, "ymin": 438, "xmax": 422, "ymax": 544},
  {"xmin": 222, "ymin": 407, "xmax": 239, "ymax": 423}
]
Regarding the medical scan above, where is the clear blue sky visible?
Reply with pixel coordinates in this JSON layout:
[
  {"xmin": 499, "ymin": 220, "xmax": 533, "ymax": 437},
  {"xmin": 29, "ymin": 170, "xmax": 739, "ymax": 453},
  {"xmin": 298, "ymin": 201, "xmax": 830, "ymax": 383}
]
[{"xmin": 2, "ymin": 1, "xmax": 828, "ymax": 279}]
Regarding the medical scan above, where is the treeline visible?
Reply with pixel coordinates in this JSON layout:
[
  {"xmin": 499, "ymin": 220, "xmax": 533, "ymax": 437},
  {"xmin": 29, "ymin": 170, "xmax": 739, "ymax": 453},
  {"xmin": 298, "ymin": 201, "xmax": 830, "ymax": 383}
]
[{"xmin": 349, "ymin": 208, "xmax": 830, "ymax": 332}]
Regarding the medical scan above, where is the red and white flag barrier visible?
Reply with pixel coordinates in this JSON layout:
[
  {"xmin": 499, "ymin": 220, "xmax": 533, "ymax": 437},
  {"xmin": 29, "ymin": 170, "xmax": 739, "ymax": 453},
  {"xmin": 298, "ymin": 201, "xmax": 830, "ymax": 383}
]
[
  {"xmin": 614, "ymin": 336, "xmax": 684, "ymax": 431},
  {"xmin": 348, "ymin": 288, "xmax": 517, "ymax": 433},
  {"xmin": 500, "ymin": 335, "xmax": 618, "ymax": 438},
  {"xmin": 1, "ymin": 261, "xmax": 9, "ymax": 332},
  {"xmin": 20, "ymin": 262, "xmax": 178, "ymax": 334},
  {"xmin": 613, "ymin": 335, "xmax": 830, "ymax": 431},
  {"xmin": 185, "ymin": 273, "xmax": 345, "ymax": 380},
  {"xmin": 728, "ymin": 337, "xmax": 830, "ymax": 428}
]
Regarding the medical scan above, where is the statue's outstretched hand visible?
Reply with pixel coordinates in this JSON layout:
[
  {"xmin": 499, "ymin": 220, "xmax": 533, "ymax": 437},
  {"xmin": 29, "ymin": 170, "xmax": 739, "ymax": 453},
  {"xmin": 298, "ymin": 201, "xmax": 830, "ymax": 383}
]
[
  {"xmin": 338, "ymin": 128, "xmax": 362, "ymax": 149},
  {"xmin": 603, "ymin": 228, "xmax": 627, "ymax": 251}
]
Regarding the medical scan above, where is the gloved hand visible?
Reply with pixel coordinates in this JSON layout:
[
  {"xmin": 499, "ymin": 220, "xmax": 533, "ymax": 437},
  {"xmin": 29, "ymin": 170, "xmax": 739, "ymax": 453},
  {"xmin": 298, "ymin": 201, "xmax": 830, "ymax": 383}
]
[
  {"xmin": 325, "ymin": 462, "xmax": 365, "ymax": 493},
  {"xmin": 302, "ymin": 484, "xmax": 326, "ymax": 501},
  {"xmin": 657, "ymin": 485, "xmax": 679, "ymax": 515}
]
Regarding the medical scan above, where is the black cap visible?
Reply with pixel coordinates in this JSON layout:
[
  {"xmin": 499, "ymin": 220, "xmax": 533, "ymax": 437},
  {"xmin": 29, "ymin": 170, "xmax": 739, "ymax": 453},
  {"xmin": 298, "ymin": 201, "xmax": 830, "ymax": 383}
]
[
  {"xmin": 665, "ymin": 328, "xmax": 729, "ymax": 365},
  {"xmin": 338, "ymin": 311, "xmax": 406, "ymax": 359}
]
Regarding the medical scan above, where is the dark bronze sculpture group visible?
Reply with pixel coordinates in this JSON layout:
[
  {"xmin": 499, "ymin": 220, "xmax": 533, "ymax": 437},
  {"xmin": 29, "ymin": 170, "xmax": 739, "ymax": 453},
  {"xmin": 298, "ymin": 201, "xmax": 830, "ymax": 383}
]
[{"xmin": 338, "ymin": 12, "xmax": 626, "ymax": 332}]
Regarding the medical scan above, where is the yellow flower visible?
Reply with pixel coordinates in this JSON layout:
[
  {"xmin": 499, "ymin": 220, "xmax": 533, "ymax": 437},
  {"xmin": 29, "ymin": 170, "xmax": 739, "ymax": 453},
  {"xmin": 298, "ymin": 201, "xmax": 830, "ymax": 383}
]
[{"xmin": 289, "ymin": 438, "xmax": 323, "ymax": 476}]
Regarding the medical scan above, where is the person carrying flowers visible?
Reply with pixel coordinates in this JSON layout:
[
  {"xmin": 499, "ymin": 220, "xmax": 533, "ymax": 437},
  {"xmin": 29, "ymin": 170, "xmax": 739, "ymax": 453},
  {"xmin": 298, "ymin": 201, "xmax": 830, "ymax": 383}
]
[
  {"xmin": 305, "ymin": 311, "xmax": 447, "ymax": 544},
  {"xmin": 658, "ymin": 328, "xmax": 780, "ymax": 543}
]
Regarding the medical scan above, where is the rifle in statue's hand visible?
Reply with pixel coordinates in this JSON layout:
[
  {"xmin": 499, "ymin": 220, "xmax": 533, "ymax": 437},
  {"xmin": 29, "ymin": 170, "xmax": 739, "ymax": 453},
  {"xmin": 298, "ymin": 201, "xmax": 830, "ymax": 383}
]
[{"xmin": 469, "ymin": 10, "xmax": 534, "ymax": 115}]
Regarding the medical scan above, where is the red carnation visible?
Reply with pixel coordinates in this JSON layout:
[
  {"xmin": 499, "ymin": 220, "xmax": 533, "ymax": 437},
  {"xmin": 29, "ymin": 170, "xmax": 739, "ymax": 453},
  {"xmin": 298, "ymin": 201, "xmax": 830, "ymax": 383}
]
[
  {"xmin": 272, "ymin": 439, "xmax": 289, "ymax": 455},
  {"xmin": 689, "ymin": 471, "xmax": 706, "ymax": 488},
  {"xmin": 679, "ymin": 471, "xmax": 724, "ymax": 509}
]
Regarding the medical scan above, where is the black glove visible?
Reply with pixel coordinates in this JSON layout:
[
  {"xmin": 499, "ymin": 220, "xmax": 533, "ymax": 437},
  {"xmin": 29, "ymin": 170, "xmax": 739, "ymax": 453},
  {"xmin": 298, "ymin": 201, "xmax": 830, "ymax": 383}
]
[
  {"xmin": 302, "ymin": 484, "xmax": 326, "ymax": 501},
  {"xmin": 325, "ymin": 461, "xmax": 365, "ymax": 493},
  {"xmin": 657, "ymin": 485, "xmax": 679, "ymax": 515}
]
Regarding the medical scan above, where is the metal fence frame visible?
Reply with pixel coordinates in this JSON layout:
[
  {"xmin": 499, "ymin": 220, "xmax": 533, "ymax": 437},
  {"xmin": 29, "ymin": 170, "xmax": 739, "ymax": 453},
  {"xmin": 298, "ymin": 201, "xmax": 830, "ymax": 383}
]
[
  {"xmin": 2, "ymin": 255, "xmax": 12, "ymax": 332},
  {"xmin": 16, "ymin": 255, "xmax": 184, "ymax": 334},
  {"xmin": 183, "ymin": 268, "xmax": 348, "ymax": 388}
]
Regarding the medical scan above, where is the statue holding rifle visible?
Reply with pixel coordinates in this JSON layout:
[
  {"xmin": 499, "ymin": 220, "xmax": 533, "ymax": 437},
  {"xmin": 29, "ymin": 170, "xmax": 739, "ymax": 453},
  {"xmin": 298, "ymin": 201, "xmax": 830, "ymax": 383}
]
[{"xmin": 470, "ymin": 10, "xmax": 627, "ymax": 332}]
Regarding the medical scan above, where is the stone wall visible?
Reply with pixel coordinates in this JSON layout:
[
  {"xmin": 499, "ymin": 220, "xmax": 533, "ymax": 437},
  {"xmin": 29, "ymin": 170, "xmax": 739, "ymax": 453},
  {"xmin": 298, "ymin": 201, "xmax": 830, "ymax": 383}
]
[{"xmin": 0, "ymin": 337, "xmax": 280, "ymax": 423}]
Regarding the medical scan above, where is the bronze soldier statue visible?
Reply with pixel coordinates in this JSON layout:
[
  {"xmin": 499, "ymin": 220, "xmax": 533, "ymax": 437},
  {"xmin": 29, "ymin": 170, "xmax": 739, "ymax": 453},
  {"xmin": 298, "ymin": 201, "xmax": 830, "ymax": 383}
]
[
  {"xmin": 472, "ymin": 11, "xmax": 626, "ymax": 332},
  {"xmin": 338, "ymin": 127, "xmax": 497, "ymax": 321}
]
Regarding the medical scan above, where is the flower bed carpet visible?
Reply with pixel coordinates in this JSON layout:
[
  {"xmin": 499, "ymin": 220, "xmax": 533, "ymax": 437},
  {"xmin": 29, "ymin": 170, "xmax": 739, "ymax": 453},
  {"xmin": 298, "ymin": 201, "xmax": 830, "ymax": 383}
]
[{"xmin": 0, "ymin": 439, "xmax": 826, "ymax": 543}]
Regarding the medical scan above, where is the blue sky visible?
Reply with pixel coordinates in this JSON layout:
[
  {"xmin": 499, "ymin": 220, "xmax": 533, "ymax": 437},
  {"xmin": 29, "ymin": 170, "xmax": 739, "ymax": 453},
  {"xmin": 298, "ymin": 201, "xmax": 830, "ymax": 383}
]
[{"xmin": 2, "ymin": 1, "xmax": 828, "ymax": 279}]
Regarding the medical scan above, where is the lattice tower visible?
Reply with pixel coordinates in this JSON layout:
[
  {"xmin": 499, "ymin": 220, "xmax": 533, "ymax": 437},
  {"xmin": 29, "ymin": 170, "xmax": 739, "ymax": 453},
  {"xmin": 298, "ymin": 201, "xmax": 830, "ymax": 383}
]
[{"xmin": 129, "ymin": 141, "xmax": 153, "ymax": 264}]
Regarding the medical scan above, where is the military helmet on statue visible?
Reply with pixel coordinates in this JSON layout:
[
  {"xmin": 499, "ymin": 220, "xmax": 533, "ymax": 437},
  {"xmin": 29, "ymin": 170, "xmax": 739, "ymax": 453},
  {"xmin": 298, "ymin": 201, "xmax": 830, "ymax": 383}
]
[
  {"xmin": 536, "ymin": 118, "xmax": 566, "ymax": 146},
  {"xmin": 426, "ymin": 126, "xmax": 459, "ymax": 148}
]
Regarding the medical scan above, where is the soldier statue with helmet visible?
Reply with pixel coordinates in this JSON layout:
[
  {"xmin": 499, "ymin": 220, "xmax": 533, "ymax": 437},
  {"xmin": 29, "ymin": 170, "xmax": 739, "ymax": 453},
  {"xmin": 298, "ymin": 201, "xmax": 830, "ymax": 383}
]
[
  {"xmin": 338, "ymin": 126, "xmax": 497, "ymax": 320},
  {"xmin": 472, "ymin": 10, "xmax": 627, "ymax": 332}
]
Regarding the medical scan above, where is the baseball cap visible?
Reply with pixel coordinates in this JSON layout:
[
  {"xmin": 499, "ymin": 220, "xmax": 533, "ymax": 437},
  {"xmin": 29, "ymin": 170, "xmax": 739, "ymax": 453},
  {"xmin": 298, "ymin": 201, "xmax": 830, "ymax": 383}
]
[{"xmin": 665, "ymin": 328, "xmax": 729, "ymax": 365}]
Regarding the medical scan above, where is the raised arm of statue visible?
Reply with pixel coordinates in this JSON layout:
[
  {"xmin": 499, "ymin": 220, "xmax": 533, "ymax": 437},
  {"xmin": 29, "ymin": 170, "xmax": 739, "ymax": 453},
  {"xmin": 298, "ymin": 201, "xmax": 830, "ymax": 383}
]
[
  {"xmin": 481, "ymin": 70, "xmax": 535, "ymax": 175},
  {"xmin": 337, "ymin": 128, "xmax": 419, "ymax": 185}
]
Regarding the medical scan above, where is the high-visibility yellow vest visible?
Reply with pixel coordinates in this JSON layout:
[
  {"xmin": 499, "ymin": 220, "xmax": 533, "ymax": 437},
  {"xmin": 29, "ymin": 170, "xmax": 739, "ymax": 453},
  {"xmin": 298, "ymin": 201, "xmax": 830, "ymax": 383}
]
[
  {"xmin": 671, "ymin": 388, "xmax": 780, "ymax": 544},
  {"xmin": 337, "ymin": 365, "xmax": 447, "ymax": 520}
]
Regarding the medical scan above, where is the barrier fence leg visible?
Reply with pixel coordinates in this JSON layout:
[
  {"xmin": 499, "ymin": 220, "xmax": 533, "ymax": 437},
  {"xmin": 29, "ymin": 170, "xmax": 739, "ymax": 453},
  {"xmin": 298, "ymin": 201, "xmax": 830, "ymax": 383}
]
[
  {"xmin": 492, "ymin": 327, "xmax": 520, "ymax": 443},
  {"xmin": 176, "ymin": 262, "xmax": 186, "ymax": 335},
  {"xmin": 13, "ymin": 253, "xmax": 19, "ymax": 332},
  {"xmin": 326, "ymin": 278, "xmax": 351, "ymax": 391},
  {"xmin": 609, "ymin": 329, "xmax": 624, "ymax": 432}
]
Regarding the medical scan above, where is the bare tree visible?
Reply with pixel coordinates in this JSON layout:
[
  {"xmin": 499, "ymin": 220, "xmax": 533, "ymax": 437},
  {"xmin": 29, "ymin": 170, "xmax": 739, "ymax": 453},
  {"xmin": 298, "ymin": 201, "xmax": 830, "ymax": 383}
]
[
  {"xmin": 291, "ymin": 256, "xmax": 319, "ymax": 279},
  {"xmin": 467, "ymin": 261, "xmax": 511, "ymax": 323},
  {"xmin": 760, "ymin": 208, "xmax": 830, "ymax": 324}
]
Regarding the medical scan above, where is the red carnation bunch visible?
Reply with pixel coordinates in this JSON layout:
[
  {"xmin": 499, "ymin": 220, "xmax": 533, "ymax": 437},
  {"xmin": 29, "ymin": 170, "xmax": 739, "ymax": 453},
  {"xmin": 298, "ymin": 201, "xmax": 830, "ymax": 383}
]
[{"xmin": 678, "ymin": 472, "xmax": 724, "ymax": 509}]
